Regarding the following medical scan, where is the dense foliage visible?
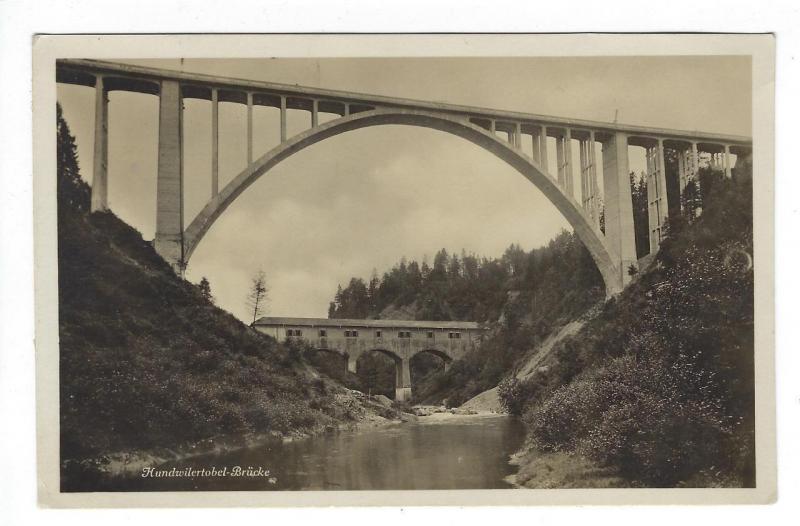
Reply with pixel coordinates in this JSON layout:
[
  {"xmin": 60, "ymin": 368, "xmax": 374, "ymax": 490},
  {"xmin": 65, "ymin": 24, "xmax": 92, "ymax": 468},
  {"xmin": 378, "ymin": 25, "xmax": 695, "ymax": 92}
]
[
  {"xmin": 57, "ymin": 106, "xmax": 362, "ymax": 488},
  {"xmin": 501, "ymin": 162, "xmax": 755, "ymax": 487},
  {"xmin": 329, "ymin": 239, "xmax": 603, "ymax": 326},
  {"xmin": 329, "ymin": 231, "xmax": 605, "ymax": 405}
]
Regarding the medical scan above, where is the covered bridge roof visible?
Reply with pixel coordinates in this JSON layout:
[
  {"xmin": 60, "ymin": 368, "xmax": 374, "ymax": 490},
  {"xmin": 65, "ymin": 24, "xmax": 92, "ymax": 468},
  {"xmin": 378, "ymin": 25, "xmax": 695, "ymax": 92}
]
[{"xmin": 253, "ymin": 316, "xmax": 483, "ymax": 330}]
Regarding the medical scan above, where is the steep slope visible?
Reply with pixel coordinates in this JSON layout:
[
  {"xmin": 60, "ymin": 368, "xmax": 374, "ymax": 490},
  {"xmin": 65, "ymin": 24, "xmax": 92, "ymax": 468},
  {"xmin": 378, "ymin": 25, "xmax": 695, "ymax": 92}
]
[
  {"xmin": 503, "ymin": 164, "xmax": 756, "ymax": 487},
  {"xmin": 459, "ymin": 317, "xmax": 589, "ymax": 412},
  {"xmin": 56, "ymin": 107, "xmax": 395, "ymax": 489}
]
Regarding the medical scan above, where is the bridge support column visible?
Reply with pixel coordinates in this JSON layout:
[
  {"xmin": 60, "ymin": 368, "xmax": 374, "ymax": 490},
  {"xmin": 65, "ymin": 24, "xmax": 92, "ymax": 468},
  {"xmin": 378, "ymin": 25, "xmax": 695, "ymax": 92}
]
[
  {"xmin": 280, "ymin": 96, "xmax": 287, "ymax": 142},
  {"xmin": 395, "ymin": 359, "xmax": 412, "ymax": 402},
  {"xmin": 211, "ymin": 88, "xmax": 219, "ymax": 197},
  {"xmin": 677, "ymin": 146, "xmax": 688, "ymax": 197},
  {"xmin": 646, "ymin": 139, "xmax": 670, "ymax": 253},
  {"xmin": 579, "ymin": 131, "xmax": 600, "ymax": 227},
  {"xmin": 347, "ymin": 354, "xmax": 358, "ymax": 374},
  {"xmin": 531, "ymin": 129, "xmax": 541, "ymax": 163},
  {"xmin": 724, "ymin": 144, "xmax": 732, "ymax": 179},
  {"xmin": 154, "ymin": 80, "xmax": 185, "ymax": 274},
  {"xmin": 601, "ymin": 132, "xmax": 637, "ymax": 289},
  {"xmin": 538, "ymin": 125, "xmax": 549, "ymax": 175},
  {"xmin": 564, "ymin": 128, "xmax": 574, "ymax": 197},
  {"xmin": 91, "ymin": 75, "xmax": 109, "ymax": 212},
  {"xmin": 246, "ymin": 92, "xmax": 253, "ymax": 165},
  {"xmin": 556, "ymin": 131, "xmax": 567, "ymax": 188}
]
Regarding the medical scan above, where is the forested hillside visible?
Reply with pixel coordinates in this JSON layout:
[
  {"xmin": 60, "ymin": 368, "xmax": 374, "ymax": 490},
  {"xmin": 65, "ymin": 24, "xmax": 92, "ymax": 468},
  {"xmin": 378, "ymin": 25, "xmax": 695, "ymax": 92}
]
[
  {"xmin": 328, "ymin": 227, "xmax": 606, "ymax": 405},
  {"xmin": 503, "ymin": 161, "xmax": 756, "ymax": 487},
  {"xmin": 329, "ymin": 238, "xmax": 603, "ymax": 326},
  {"xmin": 56, "ymin": 105, "xmax": 392, "ymax": 489}
]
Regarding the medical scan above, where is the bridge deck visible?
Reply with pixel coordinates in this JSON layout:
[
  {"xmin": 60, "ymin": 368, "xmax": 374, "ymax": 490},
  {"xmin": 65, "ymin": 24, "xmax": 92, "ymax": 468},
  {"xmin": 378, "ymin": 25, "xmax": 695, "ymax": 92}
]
[{"xmin": 56, "ymin": 59, "xmax": 751, "ymax": 146}]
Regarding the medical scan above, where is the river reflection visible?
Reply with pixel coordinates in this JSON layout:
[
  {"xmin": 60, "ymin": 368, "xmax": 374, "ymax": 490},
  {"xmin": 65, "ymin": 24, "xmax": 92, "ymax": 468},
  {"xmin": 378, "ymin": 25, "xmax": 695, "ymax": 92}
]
[{"xmin": 104, "ymin": 414, "xmax": 525, "ymax": 491}]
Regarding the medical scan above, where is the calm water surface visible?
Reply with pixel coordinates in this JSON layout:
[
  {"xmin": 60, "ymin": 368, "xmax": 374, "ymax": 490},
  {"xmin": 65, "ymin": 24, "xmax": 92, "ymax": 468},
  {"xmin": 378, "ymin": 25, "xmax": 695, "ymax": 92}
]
[{"xmin": 108, "ymin": 414, "xmax": 525, "ymax": 491}]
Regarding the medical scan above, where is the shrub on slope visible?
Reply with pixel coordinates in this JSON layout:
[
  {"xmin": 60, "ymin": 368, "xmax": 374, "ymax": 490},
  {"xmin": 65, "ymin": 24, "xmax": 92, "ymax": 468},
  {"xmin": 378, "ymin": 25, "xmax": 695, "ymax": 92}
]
[
  {"xmin": 56, "ymin": 106, "xmax": 350, "ymax": 471},
  {"xmin": 511, "ymin": 166, "xmax": 755, "ymax": 487}
]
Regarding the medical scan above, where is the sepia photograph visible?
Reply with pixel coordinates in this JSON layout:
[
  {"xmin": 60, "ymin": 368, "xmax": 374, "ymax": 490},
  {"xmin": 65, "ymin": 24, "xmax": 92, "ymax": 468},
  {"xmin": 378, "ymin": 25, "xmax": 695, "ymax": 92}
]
[{"xmin": 31, "ymin": 34, "xmax": 776, "ymax": 506}]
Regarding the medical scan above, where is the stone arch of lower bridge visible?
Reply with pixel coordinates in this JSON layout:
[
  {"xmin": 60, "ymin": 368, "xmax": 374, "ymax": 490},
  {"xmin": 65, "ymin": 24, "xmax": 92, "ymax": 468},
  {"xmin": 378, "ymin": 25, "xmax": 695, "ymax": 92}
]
[
  {"xmin": 346, "ymin": 348, "xmax": 410, "ymax": 401},
  {"xmin": 410, "ymin": 348, "xmax": 454, "ymax": 377},
  {"xmin": 179, "ymin": 108, "xmax": 623, "ymax": 296},
  {"xmin": 309, "ymin": 347, "xmax": 350, "ymax": 373},
  {"xmin": 341, "ymin": 346, "xmax": 461, "ymax": 401}
]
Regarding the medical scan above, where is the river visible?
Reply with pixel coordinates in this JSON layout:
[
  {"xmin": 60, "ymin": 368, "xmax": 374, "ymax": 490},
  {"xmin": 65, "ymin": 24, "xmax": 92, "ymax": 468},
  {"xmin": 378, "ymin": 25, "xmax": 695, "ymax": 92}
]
[{"xmin": 101, "ymin": 414, "xmax": 526, "ymax": 491}]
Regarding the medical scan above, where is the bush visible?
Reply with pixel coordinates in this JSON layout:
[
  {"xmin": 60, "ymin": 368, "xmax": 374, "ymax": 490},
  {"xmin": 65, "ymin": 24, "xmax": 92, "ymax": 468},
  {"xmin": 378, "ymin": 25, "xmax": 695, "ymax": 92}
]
[
  {"xmin": 497, "ymin": 377, "xmax": 530, "ymax": 415},
  {"xmin": 520, "ymin": 168, "xmax": 754, "ymax": 487}
]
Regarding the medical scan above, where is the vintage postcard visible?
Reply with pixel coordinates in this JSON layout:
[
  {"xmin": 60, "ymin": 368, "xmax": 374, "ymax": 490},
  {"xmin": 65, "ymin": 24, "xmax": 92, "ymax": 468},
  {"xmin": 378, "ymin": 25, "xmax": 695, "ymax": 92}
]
[{"xmin": 33, "ymin": 34, "xmax": 776, "ymax": 506}]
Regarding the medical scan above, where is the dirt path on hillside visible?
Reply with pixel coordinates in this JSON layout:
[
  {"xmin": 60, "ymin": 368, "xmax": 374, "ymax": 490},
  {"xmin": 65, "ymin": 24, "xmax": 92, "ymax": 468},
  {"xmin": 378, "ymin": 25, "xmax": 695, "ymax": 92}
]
[{"xmin": 458, "ymin": 319, "xmax": 586, "ymax": 413}]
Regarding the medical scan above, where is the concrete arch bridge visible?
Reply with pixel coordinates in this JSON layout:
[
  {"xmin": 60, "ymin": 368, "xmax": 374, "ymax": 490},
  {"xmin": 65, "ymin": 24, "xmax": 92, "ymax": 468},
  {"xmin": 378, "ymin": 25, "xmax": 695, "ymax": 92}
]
[
  {"xmin": 254, "ymin": 317, "xmax": 485, "ymax": 400},
  {"xmin": 56, "ymin": 59, "xmax": 753, "ymax": 296}
]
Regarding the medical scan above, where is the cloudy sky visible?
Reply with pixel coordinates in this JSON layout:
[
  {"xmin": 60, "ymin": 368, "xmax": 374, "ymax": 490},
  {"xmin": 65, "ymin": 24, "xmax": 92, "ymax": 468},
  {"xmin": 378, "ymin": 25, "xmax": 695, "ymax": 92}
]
[{"xmin": 57, "ymin": 56, "xmax": 750, "ymax": 321}]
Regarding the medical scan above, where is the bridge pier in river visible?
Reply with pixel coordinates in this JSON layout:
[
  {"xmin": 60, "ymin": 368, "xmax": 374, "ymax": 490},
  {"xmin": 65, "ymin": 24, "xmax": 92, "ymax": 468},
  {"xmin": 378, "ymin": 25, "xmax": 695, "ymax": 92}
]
[{"xmin": 56, "ymin": 59, "xmax": 753, "ymax": 296}]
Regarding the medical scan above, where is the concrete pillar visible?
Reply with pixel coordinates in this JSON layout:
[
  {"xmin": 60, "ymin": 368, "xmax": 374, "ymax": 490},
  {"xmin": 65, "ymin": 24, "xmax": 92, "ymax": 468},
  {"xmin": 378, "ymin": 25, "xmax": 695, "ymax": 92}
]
[
  {"xmin": 91, "ymin": 75, "xmax": 109, "ymax": 212},
  {"xmin": 724, "ymin": 144, "xmax": 732, "ymax": 178},
  {"xmin": 395, "ymin": 359, "xmax": 412, "ymax": 402},
  {"xmin": 691, "ymin": 142, "xmax": 699, "ymax": 179},
  {"xmin": 280, "ymin": 96, "xmax": 287, "ymax": 142},
  {"xmin": 579, "ymin": 137, "xmax": 588, "ymax": 210},
  {"xmin": 343, "ymin": 103, "xmax": 350, "ymax": 117},
  {"xmin": 246, "ymin": 92, "xmax": 253, "ymax": 165},
  {"xmin": 211, "ymin": 88, "xmax": 219, "ymax": 197},
  {"xmin": 588, "ymin": 130, "xmax": 600, "ymax": 228},
  {"xmin": 154, "ymin": 80, "xmax": 185, "ymax": 273},
  {"xmin": 531, "ymin": 130, "xmax": 540, "ymax": 163},
  {"xmin": 514, "ymin": 122, "xmax": 522, "ymax": 148},
  {"xmin": 646, "ymin": 146, "xmax": 656, "ymax": 251},
  {"xmin": 580, "ymin": 134, "xmax": 599, "ymax": 224},
  {"xmin": 601, "ymin": 132, "xmax": 637, "ymax": 287},
  {"xmin": 347, "ymin": 354, "xmax": 357, "ymax": 374},
  {"xmin": 677, "ymin": 147, "xmax": 687, "ymax": 196},
  {"xmin": 489, "ymin": 119, "xmax": 496, "ymax": 135},
  {"xmin": 311, "ymin": 99, "xmax": 319, "ymax": 128},
  {"xmin": 556, "ymin": 133, "xmax": 566, "ymax": 188},
  {"xmin": 644, "ymin": 139, "xmax": 669, "ymax": 252},
  {"xmin": 656, "ymin": 138, "xmax": 669, "ymax": 231},
  {"xmin": 539, "ymin": 125, "xmax": 549, "ymax": 175},
  {"xmin": 564, "ymin": 129, "xmax": 574, "ymax": 197}
]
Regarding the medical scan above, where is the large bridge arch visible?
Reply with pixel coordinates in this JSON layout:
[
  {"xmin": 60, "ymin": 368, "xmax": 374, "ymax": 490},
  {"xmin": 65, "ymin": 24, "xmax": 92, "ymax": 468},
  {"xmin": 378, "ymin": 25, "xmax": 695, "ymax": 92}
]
[
  {"xmin": 411, "ymin": 348, "xmax": 455, "ymax": 363},
  {"xmin": 350, "ymin": 348, "xmax": 410, "ymax": 401},
  {"xmin": 58, "ymin": 60, "xmax": 753, "ymax": 299},
  {"xmin": 182, "ymin": 109, "xmax": 622, "ymax": 295},
  {"xmin": 410, "ymin": 348, "xmax": 455, "ymax": 381}
]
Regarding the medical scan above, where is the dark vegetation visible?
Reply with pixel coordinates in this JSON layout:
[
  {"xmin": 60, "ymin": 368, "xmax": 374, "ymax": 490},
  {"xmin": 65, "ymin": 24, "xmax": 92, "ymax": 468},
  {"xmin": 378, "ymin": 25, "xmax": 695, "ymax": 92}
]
[
  {"xmin": 301, "ymin": 347, "xmax": 397, "ymax": 399},
  {"xmin": 500, "ymin": 160, "xmax": 755, "ymax": 487},
  {"xmin": 56, "ymin": 105, "xmax": 365, "ymax": 488},
  {"xmin": 630, "ymin": 171, "xmax": 650, "ymax": 259},
  {"xmin": 329, "ymin": 232, "xmax": 605, "ymax": 406}
]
